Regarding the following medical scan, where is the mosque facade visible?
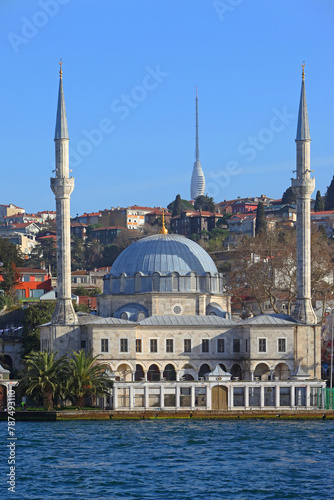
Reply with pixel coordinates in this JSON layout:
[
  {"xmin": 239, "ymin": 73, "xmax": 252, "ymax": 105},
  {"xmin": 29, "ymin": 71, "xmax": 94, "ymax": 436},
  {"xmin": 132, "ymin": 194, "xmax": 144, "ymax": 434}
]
[{"xmin": 40, "ymin": 65, "xmax": 325, "ymax": 411}]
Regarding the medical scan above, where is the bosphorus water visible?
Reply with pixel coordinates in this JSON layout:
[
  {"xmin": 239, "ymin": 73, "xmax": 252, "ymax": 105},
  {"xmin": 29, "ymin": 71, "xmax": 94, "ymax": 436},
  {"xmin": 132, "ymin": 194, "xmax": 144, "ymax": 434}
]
[{"xmin": 1, "ymin": 420, "xmax": 334, "ymax": 499}]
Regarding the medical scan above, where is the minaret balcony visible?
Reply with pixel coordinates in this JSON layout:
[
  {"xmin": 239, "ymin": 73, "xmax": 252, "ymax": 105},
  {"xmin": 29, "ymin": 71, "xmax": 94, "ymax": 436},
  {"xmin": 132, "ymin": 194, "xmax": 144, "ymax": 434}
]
[
  {"xmin": 291, "ymin": 177, "xmax": 315, "ymax": 198},
  {"xmin": 51, "ymin": 177, "xmax": 75, "ymax": 198}
]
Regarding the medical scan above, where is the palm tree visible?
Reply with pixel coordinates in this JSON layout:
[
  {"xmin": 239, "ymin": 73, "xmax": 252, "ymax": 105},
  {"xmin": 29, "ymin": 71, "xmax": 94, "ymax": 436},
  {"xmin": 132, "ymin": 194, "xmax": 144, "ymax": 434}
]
[
  {"xmin": 18, "ymin": 351, "xmax": 67, "ymax": 410},
  {"xmin": 67, "ymin": 350, "xmax": 112, "ymax": 407}
]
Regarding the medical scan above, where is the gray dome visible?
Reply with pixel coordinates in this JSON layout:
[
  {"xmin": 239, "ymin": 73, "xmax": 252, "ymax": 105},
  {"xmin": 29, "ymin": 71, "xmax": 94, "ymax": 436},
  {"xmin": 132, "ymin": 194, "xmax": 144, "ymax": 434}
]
[{"xmin": 108, "ymin": 234, "xmax": 218, "ymax": 277}]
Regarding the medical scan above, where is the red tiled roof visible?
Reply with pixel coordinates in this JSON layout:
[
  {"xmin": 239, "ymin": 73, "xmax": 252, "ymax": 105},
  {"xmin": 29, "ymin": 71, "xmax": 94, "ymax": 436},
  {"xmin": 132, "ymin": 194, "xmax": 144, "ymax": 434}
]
[
  {"xmin": 77, "ymin": 212, "xmax": 102, "ymax": 218},
  {"xmin": 229, "ymin": 214, "xmax": 256, "ymax": 220},
  {"xmin": 311, "ymin": 211, "xmax": 334, "ymax": 215},
  {"xmin": 71, "ymin": 222, "xmax": 88, "ymax": 227},
  {"xmin": 38, "ymin": 235, "xmax": 57, "ymax": 240},
  {"xmin": 17, "ymin": 267, "xmax": 48, "ymax": 274},
  {"xmin": 72, "ymin": 270, "xmax": 88, "ymax": 275},
  {"xmin": 128, "ymin": 205, "xmax": 155, "ymax": 211},
  {"xmin": 90, "ymin": 226, "xmax": 123, "ymax": 231},
  {"xmin": 9, "ymin": 222, "xmax": 38, "ymax": 228},
  {"xmin": 146, "ymin": 210, "xmax": 171, "ymax": 216}
]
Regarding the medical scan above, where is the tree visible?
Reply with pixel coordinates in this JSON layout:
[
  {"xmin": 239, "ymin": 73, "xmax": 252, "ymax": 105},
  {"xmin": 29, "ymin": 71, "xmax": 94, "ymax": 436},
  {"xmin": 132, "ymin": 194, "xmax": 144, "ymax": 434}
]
[
  {"xmin": 99, "ymin": 244, "xmax": 120, "ymax": 268},
  {"xmin": 67, "ymin": 350, "xmax": 112, "ymax": 407},
  {"xmin": 314, "ymin": 190, "xmax": 325, "ymax": 212},
  {"xmin": 42, "ymin": 217, "xmax": 57, "ymax": 233},
  {"xmin": 21, "ymin": 302, "xmax": 56, "ymax": 357},
  {"xmin": 73, "ymin": 287, "xmax": 101, "ymax": 297},
  {"xmin": 194, "ymin": 195, "xmax": 215, "ymax": 212},
  {"xmin": 18, "ymin": 351, "xmax": 67, "ymax": 410},
  {"xmin": 114, "ymin": 229, "xmax": 140, "ymax": 253},
  {"xmin": 255, "ymin": 202, "xmax": 266, "ymax": 236},
  {"xmin": 282, "ymin": 187, "xmax": 296, "ymax": 205},
  {"xmin": 167, "ymin": 197, "xmax": 193, "ymax": 213},
  {"xmin": 71, "ymin": 237, "xmax": 85, "ymax": 270},
  {"xmin": 224, "ymin": 226, "xmax": 334, "ymax": 317},
  {"xmin": 86, "ymin": 223, "xmax": 103, "ymax": 240},
  {"xmin": 172, "ymin": 194, "xmax": 183, "ymax": 217},
  {"xmin": 27, "ymin": 238, "xmax": 56, "ymax": 274},
  {"xmin": 325, "ymin": 175, "xmax": 334, "ymax": 210},
  {"xmin": 84, "ymin": 239, "xmax": 103, "ymax": 269},
  {"xmin": 0, "ymin": 237, "xmax": 24, "ymax": 299}
]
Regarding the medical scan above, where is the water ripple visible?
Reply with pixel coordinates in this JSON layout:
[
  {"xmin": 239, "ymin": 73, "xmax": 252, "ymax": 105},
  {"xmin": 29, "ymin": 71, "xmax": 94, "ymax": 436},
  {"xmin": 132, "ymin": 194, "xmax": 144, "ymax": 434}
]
[{"xmin": 0, "ymin": 420, "xmax": 333, "ymax": 499}]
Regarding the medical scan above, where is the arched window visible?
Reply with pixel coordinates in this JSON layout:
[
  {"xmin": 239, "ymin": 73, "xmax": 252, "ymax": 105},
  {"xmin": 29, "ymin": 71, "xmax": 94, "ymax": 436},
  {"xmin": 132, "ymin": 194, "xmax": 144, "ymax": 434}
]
[
  {"xmin": 199, "ymin": 364, "xmax": 211, "ymax": 379},
  {"xmin": 135, "ymin": 273, "xmax": 141, "ymax": 293},
  {"xmin": 206, "ymin": 272, "xmax": 211, "ymax": 291},
  {"xmin": 147, "ymin": 364, "xmax": 160, "ymax": 382},
  {"xmin": 254, "ymin": 363, "xmax": 270, "ymax": 381},
  {"xmin": 120, "ymin": 273, "xmax": 126, "ymax": 293},
  {"xmin": 152, "ymin": 273, "xmax": 160, "ymax": 292},
  {"xmin": 190, "ymin": 272, "xmax": 197, "ymax": 291},
  {"xmin": 135, "ymin": 364, "xmax": 144, "ymax": 382},
  {"xmin": 172, "ymin": 273, "xmax": 179, "ymax": 292},
  {"xmin": 163, "ymin": 364, "xmax": 176, "ymax": 381},
  {"xmin": 230, "ymin": 364, "xmax": 242, "ymax": 380}
]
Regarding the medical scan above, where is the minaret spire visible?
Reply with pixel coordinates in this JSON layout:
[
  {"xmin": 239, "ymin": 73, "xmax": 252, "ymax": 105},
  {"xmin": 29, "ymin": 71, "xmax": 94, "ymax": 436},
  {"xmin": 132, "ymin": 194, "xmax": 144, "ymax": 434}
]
[
  {"xmin": 291, "ymin": 63, "xmax": 317, "ymax": 324},
  {"xmin": 51, "ymin": 61, "xmax": 77, "ymax": 325},
  {"xmin": 190, "ymin": 87, "xmax": 205, "ymax": 200},
  {"xmin": 55, "ymin": 59, "xmax": 69, "ymax": 141}
]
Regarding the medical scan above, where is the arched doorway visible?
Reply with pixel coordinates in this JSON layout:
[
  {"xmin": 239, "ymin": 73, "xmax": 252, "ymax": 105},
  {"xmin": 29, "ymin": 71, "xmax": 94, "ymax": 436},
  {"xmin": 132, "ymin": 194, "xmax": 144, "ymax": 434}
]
[
  {"xmin": 0, "ymin": 385, "xmax": 7, "ymax": 410},
  {"xmin": 212, "ymin": 385, "xmax": 228, "ymax": 410},
  {"xmin": 254, "ymin": 363, "xmax": 270, "ymax": 381},
  {"xmin": 199, "ymin": 364, "xmax": 211, "ymax": 379},
  {"xmin": 163, "ymin": 364, "xmax": 176, "ymax": 381},
  {"xmin": 147, "ymin": 364, "xmax": 160, "ymax": 382},
  {"xmin": 182, "ymin": 374, "xmax": 194, "ymax": 381},
  {"xmin": 230, "ymin": 364, "xmax": 242, "ymax": 380},
  {"xmin": 274, "ymin": 363, "xmax": 290, "ymax": 380},
  {"xmin": 135, "ymin": 364, "xmax": 144, "ymax": 382},
  {"xmin": 0, "ymin": 355, "xmax": 12, "ymax": 371},
  {"xmin": 219, "ymin": 363, "xmax": 227, "ymax": 372},
  {"xmin": 117, "ymin": 363, "xmax": 132, "ymax": 381}
]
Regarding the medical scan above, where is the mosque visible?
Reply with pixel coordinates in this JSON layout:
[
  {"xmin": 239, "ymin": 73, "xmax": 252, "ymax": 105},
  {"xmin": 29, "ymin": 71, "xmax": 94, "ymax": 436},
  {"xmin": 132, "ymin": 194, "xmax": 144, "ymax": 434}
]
[{"xmin": 40, "ymin": 63, "xmax": 325, "ymax": 411}]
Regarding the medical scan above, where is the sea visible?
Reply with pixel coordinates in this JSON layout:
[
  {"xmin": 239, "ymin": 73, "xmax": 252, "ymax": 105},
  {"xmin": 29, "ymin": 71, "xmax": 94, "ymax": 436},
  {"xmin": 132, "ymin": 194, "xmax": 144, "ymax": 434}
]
[{"xmin": 1, "ymin": 419, "xmax": 334, "ymax": 500}]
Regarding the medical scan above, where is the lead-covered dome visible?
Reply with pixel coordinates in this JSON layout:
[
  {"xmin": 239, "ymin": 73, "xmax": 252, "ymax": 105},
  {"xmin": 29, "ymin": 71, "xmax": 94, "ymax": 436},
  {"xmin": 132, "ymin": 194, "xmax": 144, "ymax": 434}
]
[
  {"xmin": 103, "ymin": 234, "xmax": 224, "ymax": 296},
  {"xmin": 108, "ymin": 234, "xmax": 218, "ymax": 277}
]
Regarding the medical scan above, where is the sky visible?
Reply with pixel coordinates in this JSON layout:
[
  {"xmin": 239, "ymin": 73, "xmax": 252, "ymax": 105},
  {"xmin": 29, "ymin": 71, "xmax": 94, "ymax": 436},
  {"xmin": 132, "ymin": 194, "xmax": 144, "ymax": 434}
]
[{"xmin": 1, "ymin": 0, "xmax": 334, "ymax": 216}]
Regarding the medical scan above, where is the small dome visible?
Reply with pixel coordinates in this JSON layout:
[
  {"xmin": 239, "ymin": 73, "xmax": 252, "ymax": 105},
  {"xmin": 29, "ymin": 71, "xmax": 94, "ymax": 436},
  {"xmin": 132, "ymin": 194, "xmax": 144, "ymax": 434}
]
[{"xmin": 108, "ymin": 234, "xmax": 218, "ymax": 277}]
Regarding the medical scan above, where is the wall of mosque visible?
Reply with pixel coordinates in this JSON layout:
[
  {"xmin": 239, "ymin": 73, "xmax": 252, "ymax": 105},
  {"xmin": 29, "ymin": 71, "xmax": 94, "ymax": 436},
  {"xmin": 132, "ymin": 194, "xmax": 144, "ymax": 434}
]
[
  {"xmin": 97, "ymin": 292, "xmax": 230, "ymax": 319},
  {"xmin": 293, "ymin": 324, "xmax": 321, "ymax": 379}
]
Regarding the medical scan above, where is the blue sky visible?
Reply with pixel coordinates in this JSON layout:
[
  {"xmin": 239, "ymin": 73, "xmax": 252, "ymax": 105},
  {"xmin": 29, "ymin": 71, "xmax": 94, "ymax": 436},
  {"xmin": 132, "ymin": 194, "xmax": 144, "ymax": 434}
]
[{"xmin": 2, "ymin": 0, "xmax": 334, "ymax": 216}]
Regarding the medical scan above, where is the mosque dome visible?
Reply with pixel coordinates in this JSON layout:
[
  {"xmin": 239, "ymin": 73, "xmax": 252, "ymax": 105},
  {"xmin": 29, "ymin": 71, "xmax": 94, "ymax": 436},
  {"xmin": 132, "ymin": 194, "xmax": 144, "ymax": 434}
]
[
  {"xmin": 108, "ymin": 234, "xmax": 218, "ymax": 277},
  {"xmin": 103, "ymin": 233, "xmax": 224, "ymax": 297}
]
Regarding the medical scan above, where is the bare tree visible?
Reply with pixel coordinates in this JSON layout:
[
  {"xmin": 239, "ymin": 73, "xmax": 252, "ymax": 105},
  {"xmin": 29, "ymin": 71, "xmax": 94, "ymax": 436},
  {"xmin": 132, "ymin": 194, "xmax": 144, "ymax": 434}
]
[{"xmin": 223, "ymin": 226, "xmax": 334, "ymax": 318}]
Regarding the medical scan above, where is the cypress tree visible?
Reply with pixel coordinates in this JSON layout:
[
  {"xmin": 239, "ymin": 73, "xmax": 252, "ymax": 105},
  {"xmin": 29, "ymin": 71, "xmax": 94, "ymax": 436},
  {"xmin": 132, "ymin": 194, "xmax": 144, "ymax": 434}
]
[
  {"xmin": 314, "ymin": 190, "xmax": 324, "ymax": 212},
  {"xmin": 325, "ymin": 176, "xmax": 334, "ymax": 210},
  {"xmin": 172, "ymin": 194, "xmax": 183, "ymax": 217},
  {"xmin": 282, "ymin": 186, "xmax": 296, "ymax": 205},
  {"xmin": 255, "ymin": 202, "xmax": 266, "ymax": 236}
]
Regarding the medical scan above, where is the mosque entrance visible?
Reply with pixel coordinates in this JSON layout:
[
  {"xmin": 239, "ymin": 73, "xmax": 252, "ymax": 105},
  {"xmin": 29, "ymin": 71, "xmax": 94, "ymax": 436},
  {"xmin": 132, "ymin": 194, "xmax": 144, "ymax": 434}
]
[{"xmin": 211, "ymin": 385, "xmax": 228, "ymax": 410}]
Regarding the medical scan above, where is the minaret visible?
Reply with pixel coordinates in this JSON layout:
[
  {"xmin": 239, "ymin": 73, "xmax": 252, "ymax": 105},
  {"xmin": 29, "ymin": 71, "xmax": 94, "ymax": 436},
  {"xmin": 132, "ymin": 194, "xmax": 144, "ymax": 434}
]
[
  {"xmin": 190, "ymin": 87, "xmax": 205, "ymax": 200},
  {"xmin": 51, "ymin": 60, "xmax": 77, "ymax": 325},
  {"xmin": 291, "ymin": 63, "xmax": 317, "ymax": 324}
]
